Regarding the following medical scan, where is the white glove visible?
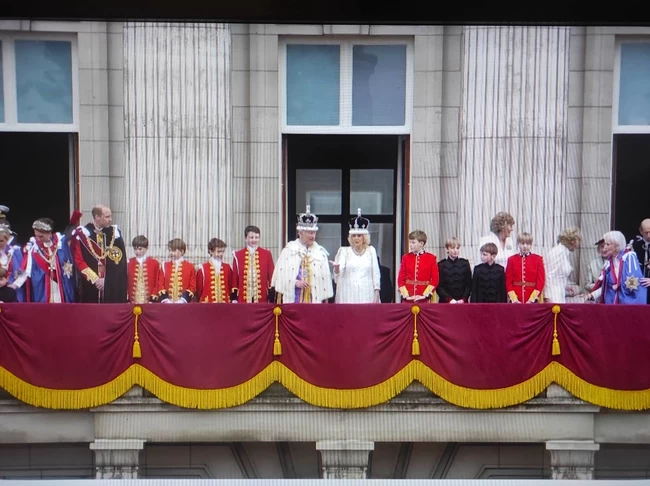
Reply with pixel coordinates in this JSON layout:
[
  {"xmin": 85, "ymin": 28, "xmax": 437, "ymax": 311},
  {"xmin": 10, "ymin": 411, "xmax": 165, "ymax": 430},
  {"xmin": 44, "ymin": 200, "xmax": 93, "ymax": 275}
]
[{"xmin": 449, "ymin": 299, "xmax": 457, "ymax": 304}]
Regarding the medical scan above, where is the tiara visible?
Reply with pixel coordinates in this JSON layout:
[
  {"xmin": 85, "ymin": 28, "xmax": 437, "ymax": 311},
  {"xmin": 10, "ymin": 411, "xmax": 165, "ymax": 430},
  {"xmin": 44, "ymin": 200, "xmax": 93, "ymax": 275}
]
[
  {"xmin": 296, "ymin": 205, "xmax": 318, "ymax": 231},
  {"xmin": 348, "ymin": 208, "xmax": 370, "ymax": 235},
  {"xmin": 32, "ymin": 220, "xmax": 53, "ymax": 232}
]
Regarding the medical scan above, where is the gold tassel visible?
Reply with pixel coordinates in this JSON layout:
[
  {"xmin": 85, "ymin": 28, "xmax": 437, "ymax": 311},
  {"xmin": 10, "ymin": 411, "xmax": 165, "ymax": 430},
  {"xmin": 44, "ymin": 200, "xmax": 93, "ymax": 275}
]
[
  {"xmin": 273, "ymin": 306, "xmax": 282, "ymax": 356},
  {"xmin": 551, "ymin": 304, "xmax": 561, "ymax": 356},
  {"xmin": 411, "ymin": 305, "xmax": 421, "ymax": 356},
  {"xmin": 132, "ymin": 306, "xmax": 142, "ymax": 359}
]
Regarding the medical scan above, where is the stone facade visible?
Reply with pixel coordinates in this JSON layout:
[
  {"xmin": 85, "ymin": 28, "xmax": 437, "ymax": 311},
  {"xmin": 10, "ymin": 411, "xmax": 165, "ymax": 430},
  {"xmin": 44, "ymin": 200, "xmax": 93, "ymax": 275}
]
[{"xmin": 1, "ymin": 20, "xmax": 650, "ymax": 479}]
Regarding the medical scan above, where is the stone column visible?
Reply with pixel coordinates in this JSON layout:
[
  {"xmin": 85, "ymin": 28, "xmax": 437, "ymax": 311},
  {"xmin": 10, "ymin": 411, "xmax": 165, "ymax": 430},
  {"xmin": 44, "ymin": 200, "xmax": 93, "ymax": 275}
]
[
  {"xmin": 316, "ymin": 440, "xmax": 374, "ymax": 479},
  {"xmin": 546, "ymin": 440, "xmax": 599, "ymax": 479},
  {"xmin": 123, "ymin": 22, "xmax": 232, "ymax": 263},
  {"xmin": 90, "ymin": 439, "xmax": 144, "ymax": 479},
  {"xmin": 458, "ymin": 26, "xmax": 572, "ymax": 263}
]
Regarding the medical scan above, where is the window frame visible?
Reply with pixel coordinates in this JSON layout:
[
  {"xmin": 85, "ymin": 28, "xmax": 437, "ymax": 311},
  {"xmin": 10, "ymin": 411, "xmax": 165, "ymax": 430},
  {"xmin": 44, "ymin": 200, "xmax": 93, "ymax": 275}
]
[
  {"xmin": 612, "ymin": 37, "xmax": 650, "ymax": 134},
  {"xmin": 0, "ymin": 32, "xmax": 79, "ymax": 132},
  {"xmin": 279, "ymin": 36, "xmax": 413, "ymax": 135}
]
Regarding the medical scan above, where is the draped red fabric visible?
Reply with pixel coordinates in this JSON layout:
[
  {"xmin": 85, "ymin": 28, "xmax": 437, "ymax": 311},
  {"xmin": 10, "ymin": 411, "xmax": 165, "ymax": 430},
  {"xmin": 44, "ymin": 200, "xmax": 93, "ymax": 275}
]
[
  {"xmin": 276, "ymin": 304, "xmax": 413, "ymax": 388},
  {"xmin": 553, "ymin": 304, "xmax": 650, "ymax": 390},
  {"xmin": 0, "ymin": 302, "xmax": 650, "ymax": 395},
  {"xmin": 0, "ymin": 303, "xmax": 133, "ymax": 388},
  {"xmin": 137, "ymin": 304, "xmax": 276, "ymax": 388},
  {"xmin": 416, "ymin": 303, "xmax": 554, "ymax": 389}
]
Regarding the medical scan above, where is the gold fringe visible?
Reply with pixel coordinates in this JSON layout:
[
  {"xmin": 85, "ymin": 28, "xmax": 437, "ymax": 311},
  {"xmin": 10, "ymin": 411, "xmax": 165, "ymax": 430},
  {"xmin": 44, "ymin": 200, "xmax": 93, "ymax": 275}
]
[
  {"xmin": 411, "ymin": 305, "xmax": 421, "ymax": 356},
  {"xmin": 273, "ymin": 306, "xmax": 282, "ymax": 356},
  {"xmin": 277, "ymin": 361, "xmax": 418, "ymax": 409},
  {"xmin": 132, "ymin": 306, "xmax": 142, "ymax": 359},
  {"xmin": 551, "ymin": 305, "xmax": 561, "ymax": 356},
  {"xmin": 1, "ymin": 361, "xmax": 650, "ymax": 411}
]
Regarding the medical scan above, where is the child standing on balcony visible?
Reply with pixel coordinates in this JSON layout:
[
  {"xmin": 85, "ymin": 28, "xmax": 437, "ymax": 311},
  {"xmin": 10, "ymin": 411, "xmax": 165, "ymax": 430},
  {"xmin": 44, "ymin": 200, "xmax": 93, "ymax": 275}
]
[
  {"xmin": 196, "ymin": 238, "xmax": 235, "ymax": 303},
  {"xmin": 471, "ymin": 242, "xmax": 507, "ymax": 303},
  {"xmin": 436, "ymin": 237, "xmax": 472, "ymax": 303},
  {"xmin": 505, "ymin": 232, "xmax": 545, "ymax": 303},
  {"xmin": 160, "ymin": 238, "xmax": 196, "ymax": 304},
  {"xmin": 127, "ymin": 235, "xmax": 164, "ymax": 304},
  {"xmin": 397, "ymin": 230, "xmax": 439, "ymax": 303}
]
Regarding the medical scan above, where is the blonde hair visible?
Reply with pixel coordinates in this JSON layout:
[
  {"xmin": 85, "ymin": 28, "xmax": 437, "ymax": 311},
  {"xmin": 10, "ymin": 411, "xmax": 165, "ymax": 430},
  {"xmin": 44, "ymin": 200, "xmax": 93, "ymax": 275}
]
[
  {"xmin": 347, "ymin": 233, "xmax": 370, "ymax": 247},
  {"xmin": 445, "ymin": 237, "xmax": 461, "ymax": 248},
  {"xmin": 557, "ymin": 227, "xmax": 581, "ymax": 247},
  {"xmin": 517, "ymin": 232, "xmax": 533, "ymax": 244}
]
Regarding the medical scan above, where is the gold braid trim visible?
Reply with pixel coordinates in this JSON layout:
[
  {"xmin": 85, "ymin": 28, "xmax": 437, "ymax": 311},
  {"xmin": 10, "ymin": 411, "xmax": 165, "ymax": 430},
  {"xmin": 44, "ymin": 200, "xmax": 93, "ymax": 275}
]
[{"xmin": 242, "ymin": 251, "xmax": 250, "ymax": 302}]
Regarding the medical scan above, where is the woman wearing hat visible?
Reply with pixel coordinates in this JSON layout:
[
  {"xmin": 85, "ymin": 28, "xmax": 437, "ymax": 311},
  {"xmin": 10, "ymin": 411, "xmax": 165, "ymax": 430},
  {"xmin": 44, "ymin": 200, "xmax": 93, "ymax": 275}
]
[{"xmin": 330, "ymin": 209, "xmax": 381, "ymax": 304}]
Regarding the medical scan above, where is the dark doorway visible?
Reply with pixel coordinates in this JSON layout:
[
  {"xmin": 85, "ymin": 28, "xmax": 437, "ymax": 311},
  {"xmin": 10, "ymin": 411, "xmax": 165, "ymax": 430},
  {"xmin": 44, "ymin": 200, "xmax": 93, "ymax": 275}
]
[
  {"xmin": 285, "ymin": 134, "xmax": 403, "ymax": 279},
  {"xmin": 0, "ymin": 132, "xmax": 76, "ymax": 245},
  {"xmin": 612, "ymin": 134, "xmax": 650, "ymax": 240}
]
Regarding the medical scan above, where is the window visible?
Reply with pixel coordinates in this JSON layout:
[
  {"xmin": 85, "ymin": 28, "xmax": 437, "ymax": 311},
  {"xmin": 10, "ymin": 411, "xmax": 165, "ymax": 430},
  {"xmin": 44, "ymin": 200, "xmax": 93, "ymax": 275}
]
[
  {"xmin": 613, "ymin": 40, "xmax": 650, "ymax": 133},
  {"xmin": 280, "ymin": 38, "xmax": 413, "ymax": 134},
  {"xmin": 0, "ymin": 34, "xmax": 78, "ymax": 131}
]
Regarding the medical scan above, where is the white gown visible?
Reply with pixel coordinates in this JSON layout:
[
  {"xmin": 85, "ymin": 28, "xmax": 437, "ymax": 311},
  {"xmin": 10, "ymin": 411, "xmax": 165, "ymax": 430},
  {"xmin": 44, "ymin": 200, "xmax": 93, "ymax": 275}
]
[
  {"xmin": 333, "ymin": 245, "xmax": 381, "ymax": 303},
  {"xmin": 544, "ymin": 243, "xmax": 573, "ymax": 303}
]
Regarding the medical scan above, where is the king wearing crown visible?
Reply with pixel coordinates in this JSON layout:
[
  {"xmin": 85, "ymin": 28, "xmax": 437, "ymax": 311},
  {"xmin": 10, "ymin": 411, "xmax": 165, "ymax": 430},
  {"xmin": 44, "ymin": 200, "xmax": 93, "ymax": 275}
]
[{"xmin": 270, "ymin": 206, "xmax": 334, "ymax": 303}]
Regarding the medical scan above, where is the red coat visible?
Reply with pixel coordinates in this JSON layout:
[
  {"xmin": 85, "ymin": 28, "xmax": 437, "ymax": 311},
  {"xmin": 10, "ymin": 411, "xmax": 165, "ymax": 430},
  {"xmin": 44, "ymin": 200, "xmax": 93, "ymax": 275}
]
[
  {"xmin": 505, "ymin": 252, "xmax": 545, "ymax": 303},
  {"xmin": 127, "ymin": 257, "xmax": 164, "ymax": 304},
  {"xmin": 197, "ymin": 261, "xmax": 234, "ymax": 303},
  {"xmin": 231, "ymin": 247, "xmax": 275, "ymax": 303},
  {"xmin": 160, "ymin": 259, "xmax": 196, "ymax": 303},
  {"xmin": 397, "ymin": 251, "xmax": 439, "ymax": 301}
]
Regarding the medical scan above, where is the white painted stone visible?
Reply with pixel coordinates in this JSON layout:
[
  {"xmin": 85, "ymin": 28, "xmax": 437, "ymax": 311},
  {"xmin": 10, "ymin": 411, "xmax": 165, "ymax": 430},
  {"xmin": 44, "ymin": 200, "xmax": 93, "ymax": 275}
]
[
  {"xmin": 581, "ymin": 142, "xmax": 612, "ymax": 179},
  {"xmin": 107, "ymin": 33, "xmax": 124, "ymax": 71},
  {"xmin": 568, "ymin": 70, "xmax": 585, "ymax": 108},
  {"xmin": 583, "ymin": 70, "xmax": 614, "ymax": 108},
  {"xmin": 90, "ymin": 440, "xmax": 144, "ymax": 479},
  {"xmin": 443, "ymin": 32, "xmax": 462, "ymax": 72},
  {"xmin": 546, "ymin": 440, "xmax": 599, "ymax": 479},
  {"xmin": 316, "ymin": 440, "xmax": 374, "ymax": 479},
  {"xmin": 582, "ymin": 107, "xmax": 613, "ymax": 143},
  {"xmin": 584, "ymin": 34, "xmax": 615, "ymax": 72},
  {"xmin": 458, "ymin": 26, "xmax": 571, "ymax": 265},
  {"xmin": 123, "ymin": 22, "xmax": 233, "ymax": 264},
  {"xmin": 546, "ymin": 384, "xmax": 575, "ymax": 399}
]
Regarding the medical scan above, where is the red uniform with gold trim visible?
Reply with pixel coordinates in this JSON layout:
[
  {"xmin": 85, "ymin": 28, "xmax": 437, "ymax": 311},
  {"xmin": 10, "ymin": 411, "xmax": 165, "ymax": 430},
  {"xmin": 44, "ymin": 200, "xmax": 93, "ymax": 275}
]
[
  {"xmin": 127, "ymin": 256, "xmax": 165, "ymax": 304},
  {"xmin": 196, "ymin": 260, "xmax": 234, "ymax": 303},
  {"xmin": 159, "ymin": 259, "xmax": 196, "ymax": 303},
  {"xmin": 231, "ymin": 247, "xmax": 275, "ymax": 303},
  {"xmin": 505, "ymin": 252, "xmax": 545, "ymax": 303},
  {"xmin": 397, "ymin": 250, "xmax": 439, "ymax": 302}
]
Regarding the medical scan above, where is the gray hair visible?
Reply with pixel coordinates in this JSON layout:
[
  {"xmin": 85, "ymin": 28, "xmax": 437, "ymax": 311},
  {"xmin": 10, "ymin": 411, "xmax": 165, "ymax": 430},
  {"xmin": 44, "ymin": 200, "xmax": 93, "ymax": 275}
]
[{"xmin": 603, "ymin": 230, "xmax": 627, "ymax": 253}]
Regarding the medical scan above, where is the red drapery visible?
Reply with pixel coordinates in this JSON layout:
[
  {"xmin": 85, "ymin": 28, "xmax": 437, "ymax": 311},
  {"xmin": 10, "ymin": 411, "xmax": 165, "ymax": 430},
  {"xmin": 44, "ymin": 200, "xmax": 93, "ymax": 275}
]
[{"xmin": 0, "ymin": 302, "xmax": 648, "ymax": 410}]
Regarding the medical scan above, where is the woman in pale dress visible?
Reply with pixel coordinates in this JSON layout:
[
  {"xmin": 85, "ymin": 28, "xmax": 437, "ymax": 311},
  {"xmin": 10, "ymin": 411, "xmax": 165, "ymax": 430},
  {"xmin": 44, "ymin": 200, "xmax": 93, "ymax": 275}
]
[
  {"xmin": 544, "ymin": 227, "xmax": 581, "ymax": 303},
  {"xmin": 475, "ymin": 212, "xmax": 516, "ymax": 270},
  {"xmin": 330, "ymin": 209, "xmax": 381, "ymax": 303}
]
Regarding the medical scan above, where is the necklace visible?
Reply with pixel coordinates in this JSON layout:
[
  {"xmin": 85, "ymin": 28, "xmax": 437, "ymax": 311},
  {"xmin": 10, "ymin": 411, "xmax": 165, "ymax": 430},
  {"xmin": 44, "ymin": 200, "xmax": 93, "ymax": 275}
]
[{"xmin": 352, "ymin": 247, "xmax": 366, "ymax": 256}]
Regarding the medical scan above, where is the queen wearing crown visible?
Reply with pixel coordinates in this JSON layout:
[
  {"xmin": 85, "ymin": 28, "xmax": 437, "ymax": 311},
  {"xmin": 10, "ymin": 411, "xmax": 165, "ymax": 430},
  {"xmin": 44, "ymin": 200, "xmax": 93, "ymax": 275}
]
[
  {"xmin": 270, "ymin": 206, "xmax": 334, "ymax": 303},
  {"xmin": 331, "ymin": 209, "xmax": 381, "ymax": 304}
]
